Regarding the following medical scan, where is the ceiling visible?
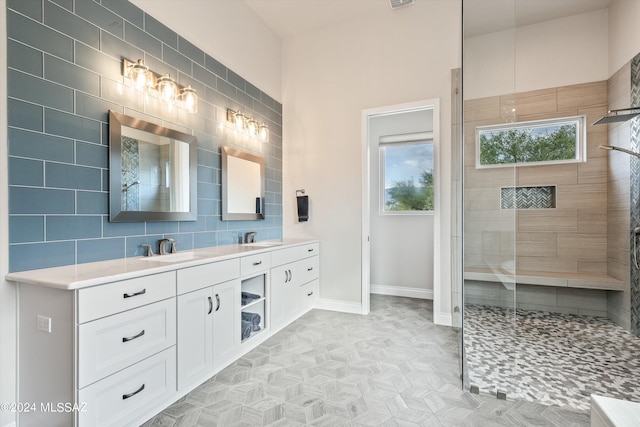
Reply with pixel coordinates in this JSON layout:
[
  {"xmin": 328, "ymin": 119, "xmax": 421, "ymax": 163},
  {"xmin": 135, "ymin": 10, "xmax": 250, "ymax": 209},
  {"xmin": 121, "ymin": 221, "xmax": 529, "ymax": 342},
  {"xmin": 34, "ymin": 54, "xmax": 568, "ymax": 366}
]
[
  {"xmin": 242, "ymin": 0, "xmax": 613, "ymax": 40},
  {"xmin": 243, "ymin": 0, "xmax": 393, "ymax": 39}
]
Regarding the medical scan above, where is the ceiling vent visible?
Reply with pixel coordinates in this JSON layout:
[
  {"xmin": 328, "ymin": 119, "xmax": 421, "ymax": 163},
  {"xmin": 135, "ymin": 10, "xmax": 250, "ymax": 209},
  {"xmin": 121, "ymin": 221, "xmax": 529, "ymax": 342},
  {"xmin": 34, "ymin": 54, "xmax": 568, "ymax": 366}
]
[{"xmin": 390, "ymin": 0, "xmax": 414, "ymax": 9}]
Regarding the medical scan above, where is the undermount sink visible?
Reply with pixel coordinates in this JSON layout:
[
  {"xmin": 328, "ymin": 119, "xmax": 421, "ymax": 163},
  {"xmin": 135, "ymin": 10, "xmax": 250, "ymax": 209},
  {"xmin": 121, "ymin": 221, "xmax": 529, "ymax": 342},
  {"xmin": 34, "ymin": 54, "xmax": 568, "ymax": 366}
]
[
  {"xmin": 243, "ymin": 242, "xmax": 283, "ymax": 248},
  {"xmin": 144, "ymin": 252, "xmax": 205, "ymax": 263}
]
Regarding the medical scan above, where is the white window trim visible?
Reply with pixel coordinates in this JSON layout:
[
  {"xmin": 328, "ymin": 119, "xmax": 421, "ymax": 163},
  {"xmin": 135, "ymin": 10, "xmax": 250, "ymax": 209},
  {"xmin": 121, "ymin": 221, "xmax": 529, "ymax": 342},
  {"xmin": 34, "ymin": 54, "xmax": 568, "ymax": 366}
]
[
  {"xmin": 379, "ymin": 132, "xmax": 434, "ymax": 215},
  {"xmin": 475, "ymin": 115, "xmax": 587, "ymax": 169}
]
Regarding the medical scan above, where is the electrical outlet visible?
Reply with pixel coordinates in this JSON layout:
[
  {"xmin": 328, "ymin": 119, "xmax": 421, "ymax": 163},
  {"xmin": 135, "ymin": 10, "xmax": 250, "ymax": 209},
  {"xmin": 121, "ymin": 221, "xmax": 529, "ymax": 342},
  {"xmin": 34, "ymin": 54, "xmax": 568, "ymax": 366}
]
[{"xmin": 36, "ymin": 315, "xmax": 51, "ymax": 333}]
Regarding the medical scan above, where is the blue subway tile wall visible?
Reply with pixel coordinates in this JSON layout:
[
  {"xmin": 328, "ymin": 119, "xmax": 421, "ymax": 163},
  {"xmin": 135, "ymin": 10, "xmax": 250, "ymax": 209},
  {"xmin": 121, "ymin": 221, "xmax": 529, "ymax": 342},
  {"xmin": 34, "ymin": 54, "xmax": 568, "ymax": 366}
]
[{"xmin": 7, "ymin": 0, "xmax": 283, "ymax": 272}]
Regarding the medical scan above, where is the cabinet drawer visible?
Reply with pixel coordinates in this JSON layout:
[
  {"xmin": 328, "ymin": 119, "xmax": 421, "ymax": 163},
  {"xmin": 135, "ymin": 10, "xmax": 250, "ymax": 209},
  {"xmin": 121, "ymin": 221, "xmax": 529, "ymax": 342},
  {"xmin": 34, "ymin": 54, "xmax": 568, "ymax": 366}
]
[
  {"xmin": 271, "ymin": 247, "xmax": 299, "ymax": 267},
  {"xmin": 299, "ymin": 242, "xmax": 319, "ymax": 259},
  {"xmin": 78, "ymin": 272, "xmax": 175, "ymax": 323},
  {"xmin": 177, "ymin": 258, "xmax": 240, "ymax": 294},
  {"xmin": 298, "ymin": 256, "xmax": 319, "ymax": 285},
  {"xmin": 241, "ymin": 253, "xmax": 271, "ymax": 276},
  {"xmin": 78, "ymin": 298, "xmax": 176, "ymax": 388},
  {"xmin": 78, "ymin": 347, "xmax": 176, "ymax": 427},
  {"xmin": 299, "ymin": 279, "xmax": 318, "ymax": 314}
]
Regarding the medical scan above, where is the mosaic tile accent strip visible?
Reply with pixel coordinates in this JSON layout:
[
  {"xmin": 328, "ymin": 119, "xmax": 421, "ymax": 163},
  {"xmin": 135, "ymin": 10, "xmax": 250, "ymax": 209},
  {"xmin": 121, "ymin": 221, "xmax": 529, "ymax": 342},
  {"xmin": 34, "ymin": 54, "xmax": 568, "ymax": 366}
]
[
  {"xmin": 500, "ymin": 186, "xmax": 556, "ymax": 209},
  {"xmin": 631, "ymin": 52, "xmax": 640, "ymax": 338},
  {"xmin": 464, "ymin": 304, "xmax": 640, "ymax": 411}
]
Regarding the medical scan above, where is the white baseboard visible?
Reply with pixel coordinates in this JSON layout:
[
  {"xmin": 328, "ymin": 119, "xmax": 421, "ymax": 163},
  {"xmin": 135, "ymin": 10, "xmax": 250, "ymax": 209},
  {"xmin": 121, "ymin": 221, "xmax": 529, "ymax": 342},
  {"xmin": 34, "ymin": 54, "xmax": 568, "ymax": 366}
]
[
  {"xmin": 315, "ymin": 298, "xmax": 363, "ymax": 314},
  {"xmin": 2, "ymin": 421, "xmax": 16, "ymax": 427},
  {"xmin": 370, "ymin": 284, "xmax": 434, "ymax": 300}
]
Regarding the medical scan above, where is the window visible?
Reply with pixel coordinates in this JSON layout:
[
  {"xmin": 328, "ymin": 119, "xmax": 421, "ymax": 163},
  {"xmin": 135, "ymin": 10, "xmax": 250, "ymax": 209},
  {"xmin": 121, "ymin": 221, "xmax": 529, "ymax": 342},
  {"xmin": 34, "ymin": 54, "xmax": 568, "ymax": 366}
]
[
  {"xmin": 475, "ymin": 116, "xmax": 585, "ymax": 168},
  {"xmin": 380, "ymin": 137, "xmax": 434, "ymax": 214}
]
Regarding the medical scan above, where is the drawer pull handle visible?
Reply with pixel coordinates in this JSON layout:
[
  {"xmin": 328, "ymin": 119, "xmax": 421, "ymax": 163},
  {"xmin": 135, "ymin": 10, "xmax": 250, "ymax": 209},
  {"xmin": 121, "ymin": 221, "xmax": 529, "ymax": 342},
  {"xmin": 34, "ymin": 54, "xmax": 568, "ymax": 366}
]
[
  {"xmin": 215, "ymin": 294, "xmax": 220, "ymax": 312},
  {"xmin": 308, "ymin": 248, "xmax": 314, "ymax": 252},
  {"xmin": 253, "ymin": 261, "xmax": 262, "ymax": 266},
  {"xmin": 307, "ymin": 267, "xmax": 313, "ymax": 271},
  {"xmin": 307, "ymin": 291, "xmax": 314, "ymax": 296},
  {"xmin": 208, "ymin": 296, "xmax": 213, "ymax": 314},
  {"xmin": 285, "ymin": 270, "xmax": 290, "ymax": 282},
  {"xmin": 122, "ymin": 330, "xmax": 145, "ymax": 343},
  {"xmin": 122, "ymin": 384, "xmax": 145, "ymax": 400},
  {"xmin": 123, "ymin": 289, "xmax": 146, "ymax": 299}
]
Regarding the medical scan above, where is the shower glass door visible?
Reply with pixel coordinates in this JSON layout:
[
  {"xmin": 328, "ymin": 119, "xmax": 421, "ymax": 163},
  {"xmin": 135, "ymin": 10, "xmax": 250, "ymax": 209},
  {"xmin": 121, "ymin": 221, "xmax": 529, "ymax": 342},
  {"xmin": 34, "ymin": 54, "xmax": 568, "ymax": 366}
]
[{"xmin": 461, "ymin": 0, "xmax": 518, "ymax": 399}]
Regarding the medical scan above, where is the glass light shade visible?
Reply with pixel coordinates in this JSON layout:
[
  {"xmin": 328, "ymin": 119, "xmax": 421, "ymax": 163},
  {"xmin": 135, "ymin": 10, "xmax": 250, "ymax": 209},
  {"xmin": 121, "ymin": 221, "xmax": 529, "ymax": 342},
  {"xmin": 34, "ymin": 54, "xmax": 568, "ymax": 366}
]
[
  {"xmin": 247, "ymin": 117, "xmax": 259, "ymax": 137},
  {"xmin": 157, "ymin": 74, "xmax": 177, "ymax": 104},
  {"xmin": 259, "ymin": 123, "xmax": 269, "ymax": 142},
  {"xmin": 234, "ymin": 111, "xmax": 246, "ymax": 131},
  {"xmin": 180, "ymin": 84, "xmax": 198, "ymax": 113},
  {"xmin": 129, "ymin": 59, "xmax": 151, "ymax": 91}
]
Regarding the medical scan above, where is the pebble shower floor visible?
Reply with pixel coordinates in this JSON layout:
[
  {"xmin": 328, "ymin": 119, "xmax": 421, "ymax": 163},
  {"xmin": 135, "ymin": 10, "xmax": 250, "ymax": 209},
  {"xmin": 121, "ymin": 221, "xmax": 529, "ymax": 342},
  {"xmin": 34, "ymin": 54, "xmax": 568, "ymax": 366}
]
[{"xmin": 464, "ymin": 304, "xmax": 640, "ymax": 411}]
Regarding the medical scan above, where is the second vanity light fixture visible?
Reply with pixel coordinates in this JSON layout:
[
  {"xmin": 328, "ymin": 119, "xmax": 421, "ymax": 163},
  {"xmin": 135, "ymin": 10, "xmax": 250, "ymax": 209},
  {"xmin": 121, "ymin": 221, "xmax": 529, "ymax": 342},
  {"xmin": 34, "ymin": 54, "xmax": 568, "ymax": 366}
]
[
  {"xmin": 227, "ymin": 108, "xmax": 269, "ymax": 142},
  {"xmin": 123, "ymin": 58, "xmax": 198, "ymax": 114}
]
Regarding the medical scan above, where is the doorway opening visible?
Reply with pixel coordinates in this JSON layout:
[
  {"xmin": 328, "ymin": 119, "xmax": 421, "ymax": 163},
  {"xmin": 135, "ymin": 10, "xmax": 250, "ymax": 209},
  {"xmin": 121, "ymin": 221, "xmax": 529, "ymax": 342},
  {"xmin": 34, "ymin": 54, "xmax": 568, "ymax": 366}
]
[{"xmin": 361, "ymin": 99, "xmax": 440, "ymax": 315}]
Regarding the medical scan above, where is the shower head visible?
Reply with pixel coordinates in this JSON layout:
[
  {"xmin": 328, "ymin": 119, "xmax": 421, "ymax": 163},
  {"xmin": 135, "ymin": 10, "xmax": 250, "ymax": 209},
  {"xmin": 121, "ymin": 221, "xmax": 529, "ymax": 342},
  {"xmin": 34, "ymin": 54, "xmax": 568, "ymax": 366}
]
[
  {"xmin": 592, "ymin": 108, "xmax": 640, "ymax": 125},
  {"xmin": 598, "ymin": 145, "xmax": 640, "ymax": 159}
]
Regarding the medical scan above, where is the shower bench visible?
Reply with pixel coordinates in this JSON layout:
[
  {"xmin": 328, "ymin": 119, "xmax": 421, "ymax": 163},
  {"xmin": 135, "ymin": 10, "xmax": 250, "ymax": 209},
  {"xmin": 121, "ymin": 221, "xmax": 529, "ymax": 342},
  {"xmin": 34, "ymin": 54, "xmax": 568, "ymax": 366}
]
[{"xmin": 464, "ymin": 267, "xmax": 624, "ymax": 291}]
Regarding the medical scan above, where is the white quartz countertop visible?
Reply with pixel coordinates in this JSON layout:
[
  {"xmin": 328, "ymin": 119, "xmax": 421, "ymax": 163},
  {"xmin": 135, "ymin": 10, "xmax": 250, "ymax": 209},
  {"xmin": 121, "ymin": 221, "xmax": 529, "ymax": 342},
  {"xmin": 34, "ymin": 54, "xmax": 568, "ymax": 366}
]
[{"xmin": 5, "ymin": 239, "xmax": 318, "ymax": 290}]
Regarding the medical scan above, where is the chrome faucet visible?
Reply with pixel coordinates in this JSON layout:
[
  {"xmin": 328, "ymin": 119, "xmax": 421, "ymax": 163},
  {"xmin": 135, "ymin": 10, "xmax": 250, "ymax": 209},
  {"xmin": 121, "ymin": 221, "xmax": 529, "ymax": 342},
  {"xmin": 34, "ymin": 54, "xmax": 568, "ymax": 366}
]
[
  {"xmin": 158, "ymin": 238, "xmax": 176, "ymax": 255},
  {"xmin": 245, "ymin": 232, "xmax": 257, "ymax": 243},
  {"xmin": 140, "ymin": 244, "xmax": 153, "ymax": 257}
]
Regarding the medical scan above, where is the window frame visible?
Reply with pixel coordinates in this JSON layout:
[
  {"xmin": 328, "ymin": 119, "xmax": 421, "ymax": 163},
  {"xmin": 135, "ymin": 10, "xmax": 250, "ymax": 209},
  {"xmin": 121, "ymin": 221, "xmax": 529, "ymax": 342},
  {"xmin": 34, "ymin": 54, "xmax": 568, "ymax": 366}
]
[
  {"xmin": 475, "ymin": 115, "xmax": 586, "ymax": 169},
  {"xmin": 379, "ymin": 138, "xmax": 435, "ymax": 216}
]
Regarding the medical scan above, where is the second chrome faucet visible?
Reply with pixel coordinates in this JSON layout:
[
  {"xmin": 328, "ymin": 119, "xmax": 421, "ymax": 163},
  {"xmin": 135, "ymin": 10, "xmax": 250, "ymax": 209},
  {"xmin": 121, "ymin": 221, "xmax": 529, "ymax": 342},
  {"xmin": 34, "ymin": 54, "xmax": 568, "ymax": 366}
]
[{"xmin": 159, "ymin": 238, "xmax": 178, "ymax": 255}]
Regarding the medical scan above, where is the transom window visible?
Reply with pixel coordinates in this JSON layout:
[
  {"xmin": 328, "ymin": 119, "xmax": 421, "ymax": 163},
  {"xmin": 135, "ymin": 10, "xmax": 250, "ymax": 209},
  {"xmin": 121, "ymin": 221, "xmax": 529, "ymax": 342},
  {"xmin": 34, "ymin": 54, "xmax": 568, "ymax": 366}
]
[{"xmin": 475, "ymin": 116, "xmax": 586, "ymax": 168}]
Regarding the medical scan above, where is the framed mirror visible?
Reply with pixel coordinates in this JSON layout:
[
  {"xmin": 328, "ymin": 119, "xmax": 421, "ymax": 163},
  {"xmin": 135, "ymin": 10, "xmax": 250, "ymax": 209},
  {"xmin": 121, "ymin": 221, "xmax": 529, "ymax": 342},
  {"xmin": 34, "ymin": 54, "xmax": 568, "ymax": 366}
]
[
  {"xmin": 109, "ymin": 111, "xmax": 197, "ymax": 222},
  {"xmin": 221, "ymin": 146, "xmax": 265, "ymax": 220}
]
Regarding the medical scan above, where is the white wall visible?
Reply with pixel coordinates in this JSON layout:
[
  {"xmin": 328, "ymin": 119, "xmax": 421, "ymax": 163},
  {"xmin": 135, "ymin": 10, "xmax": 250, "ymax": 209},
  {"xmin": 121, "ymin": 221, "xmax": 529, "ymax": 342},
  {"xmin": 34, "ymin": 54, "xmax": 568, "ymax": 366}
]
[
  {"xmin": 608, "ymin": 0, "xmax": 640, "ymax": 77},
  {"xmin": 282, "ymin": 0, "xmax": 460, "ymax": 322},
  {"xmin": 130, "ymin": 0, "xmax": 282, "ymax": 101},
  {"xmin": 464, "ymin": 9, "xmax": 609, "ymax": 99},
  {"xmin": 369, "ymin": 110, "xmax": 434, "ymax": 298}
]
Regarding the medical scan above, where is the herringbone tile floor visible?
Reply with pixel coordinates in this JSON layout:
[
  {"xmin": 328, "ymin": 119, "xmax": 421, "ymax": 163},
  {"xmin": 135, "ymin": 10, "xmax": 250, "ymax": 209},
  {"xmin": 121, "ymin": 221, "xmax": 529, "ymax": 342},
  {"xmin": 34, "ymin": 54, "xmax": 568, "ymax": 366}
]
[{"xmin": 142, "ymin": 295, "xmax": 590, "ymax": 426}]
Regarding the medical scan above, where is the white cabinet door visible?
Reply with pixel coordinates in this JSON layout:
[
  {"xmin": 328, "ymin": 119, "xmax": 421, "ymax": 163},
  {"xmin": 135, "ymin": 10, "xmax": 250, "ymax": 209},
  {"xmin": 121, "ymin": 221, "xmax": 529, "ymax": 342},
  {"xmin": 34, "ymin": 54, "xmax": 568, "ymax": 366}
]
[
  {"xmin": 212, "ymin": 279, "xmax": 240, "ymax": 371},
  {"xmin": 270, "ymin": 264, "xmax": 289, "ymax": 331},
  {"xmin": 270, "ymin": 263, "xmax": 300, "ymax": 331},
  {"xmin": 177, "ymin": 287, "xmax": 213, "ymax": 391}
]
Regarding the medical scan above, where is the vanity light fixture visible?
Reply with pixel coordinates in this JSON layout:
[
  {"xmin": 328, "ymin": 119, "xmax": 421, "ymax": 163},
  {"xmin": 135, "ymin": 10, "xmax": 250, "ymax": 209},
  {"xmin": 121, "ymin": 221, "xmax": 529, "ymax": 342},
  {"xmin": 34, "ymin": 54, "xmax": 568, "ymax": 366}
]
[
  {"xmin": 226, "ymin": 108, "xmax": 269, "ymax": 142},
  {"xmin": 258, "ymin": 122, "xmax": 269, "ymax": 142},
  {"xmin": 122, "ymin": 58, "xmax": 198, "ymax": 113},
  {"xmin": 126, "ymin": 59, "xmax": 152, "ymax": 91},
  {"xmin": 247, "ymin": 117, "xmax": 259, "ymax": 137},
  {"xmin": 157, "ymin": 73, "xmax": 177, "ymax": 105},
  {"xmin": 180, "ymin": 84, "xmax": 198, "ymax": 114}
]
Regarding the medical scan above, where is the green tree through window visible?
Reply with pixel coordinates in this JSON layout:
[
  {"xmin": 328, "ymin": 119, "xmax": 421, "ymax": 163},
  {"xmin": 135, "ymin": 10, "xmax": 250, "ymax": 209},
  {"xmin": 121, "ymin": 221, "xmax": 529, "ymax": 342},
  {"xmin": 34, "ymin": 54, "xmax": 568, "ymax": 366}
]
[
  {"xmin": 381, "ymin": 142, "xmax": 433, "ymax": 213},
  {"xmin": 477, "ymin": 117, "xmax": 583, "ymax": 167}
]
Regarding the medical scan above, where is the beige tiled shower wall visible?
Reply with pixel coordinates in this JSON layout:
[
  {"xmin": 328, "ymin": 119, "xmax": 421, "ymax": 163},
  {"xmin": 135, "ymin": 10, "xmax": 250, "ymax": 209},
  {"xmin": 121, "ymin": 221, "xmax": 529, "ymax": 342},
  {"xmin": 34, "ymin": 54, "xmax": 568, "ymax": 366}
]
[
  {"xmin": 464, "ymin": 81, "xmax": 608, "ymax": 275},
  {"xmin": 606, "ymin": 63, "xmax": 631, "ymax": 330}
]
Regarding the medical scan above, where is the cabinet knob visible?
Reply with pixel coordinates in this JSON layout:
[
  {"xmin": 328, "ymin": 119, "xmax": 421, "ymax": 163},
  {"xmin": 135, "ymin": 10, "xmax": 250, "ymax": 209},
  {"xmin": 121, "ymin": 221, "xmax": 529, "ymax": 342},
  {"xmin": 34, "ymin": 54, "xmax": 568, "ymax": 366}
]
[
  {"xmin": 308, "ymin": 248, "xmax": 314, "ymax": 252},
  {"xmin": 307, "ymin": 267, "xmax": 313, "ymax": 271},
  {"xmin": 307, "ymin": 291, "xmax": 314, "ymax": 296}
]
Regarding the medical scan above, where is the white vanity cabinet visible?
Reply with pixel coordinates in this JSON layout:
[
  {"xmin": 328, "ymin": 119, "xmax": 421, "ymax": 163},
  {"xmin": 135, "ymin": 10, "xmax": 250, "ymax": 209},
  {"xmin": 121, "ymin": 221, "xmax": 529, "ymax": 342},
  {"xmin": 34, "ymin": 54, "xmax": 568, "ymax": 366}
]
[
  {"xmin": 176, "ymin": 259, "xmax": 240, "ymax": 391},
  {"xmin": 17, "ymin": 272, "xmax": 178, "ymax": 427},
  {"xmin": 9, "ymin": 239, "xmax": 319, "ymax": 427},
  {"xmin": 270, "ymin": 242, "xmax": 319, "ymax": 331}
]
